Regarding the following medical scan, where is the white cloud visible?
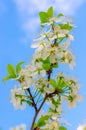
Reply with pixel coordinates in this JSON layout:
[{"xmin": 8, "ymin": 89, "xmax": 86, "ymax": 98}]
[
  {"xmin": 53, "ymin": 0, "xmax": 85, "ymax": 15},
  {"xmin": 77, "ymin": 124, "xmax": 86, "ymax": 130},
  {"xmin": 14, "ymin": 0, "xmax": 85, "ymax": 41},
  {"xmin": 14, "ymin": 0, "xmax": 85, "ymax": 15}
]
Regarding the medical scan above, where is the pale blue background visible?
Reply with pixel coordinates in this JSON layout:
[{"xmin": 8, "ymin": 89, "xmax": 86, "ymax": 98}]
[{"xmin": 0, "ymin": 0, "xmax": 86, "ymax": 129}]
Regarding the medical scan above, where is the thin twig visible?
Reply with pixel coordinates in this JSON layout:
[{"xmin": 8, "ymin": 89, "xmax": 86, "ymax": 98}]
[{"xmin": 27, "ymin": 88, "xmax": 37, "ymax": 111}]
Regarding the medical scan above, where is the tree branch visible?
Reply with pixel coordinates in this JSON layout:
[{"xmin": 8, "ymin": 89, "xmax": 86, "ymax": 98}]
[
  {"xmin": 30, "ymin": 25, "xmax": 59, "ymax": 129},
  {"xmin": 27, "ymin": 88, "xmax": 37, "ymax": 112}
]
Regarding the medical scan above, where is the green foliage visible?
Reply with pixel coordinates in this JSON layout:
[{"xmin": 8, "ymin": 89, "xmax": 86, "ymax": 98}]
[
  {"xmin": 21, "ymin": 99, "xmax": 32, "ymax": 106},
  {"xmin": 2, "ymin": 61, "xmax": 25, "ymax": 82},
  {"xmin": 57, "ymin": 76, "xmax": 66, "ymax": 88},
  {"xmin": 16, "ymin": 61, "xmax": 25, "ymax": 74},
  {"xmin": 51, "ymin": 63, "xmax": 58, "ymax": 68},
  {"xmin": 3, "ymin": 6, "xmax": 77, "ymax": 130},
  {"xmin": 59, "ymin": 22, "xmax": 73, "ymax": 30},
  {"xmin": 36, "ymin": 57, "xmax": 58, "ymax": 71},
  {"xmin": 42, "ymin": 57, "xmax": 51, "ymax": 71},
  {"xmin": 52, "ymin": 98, "xmax": 60, "ymax": 107},
  {"xmin": 39, "ymin": 12, "xmax": 49, "ymax": 23},
  {"xmin": 39, "ymin": 6, "xmax": 54, "ymax": 24},
  {"xmin": 7, "ymin": 64, "xmax": 16, "ymax": 78},
  {"xmin": 57, "ymin": 13, "xmax": 64, "ymax": 18},
  {"xmin": 50, "ymin": 76, "xmax": 67, "ymax": 93},
  {"xmin": 47, "ymin": 6, "xmax": 54, "ymax": 18},
  {"xmin": 2, "ymin": 75, "xmax": 12, "ymax": 82},
  {"xmin": 37, "ymin": 115, "xmax": 51, "ymax": 127},
  {"xmin": 42, "ymin": 63, "xmax": 51, "ymax": 71},
  {"xmin": 50, "ymin": 79, "xmax": 57, "ymax": 88},
  {"xmin": 59, "ymin": 126, "xmax": 67, "ymax": 130}
]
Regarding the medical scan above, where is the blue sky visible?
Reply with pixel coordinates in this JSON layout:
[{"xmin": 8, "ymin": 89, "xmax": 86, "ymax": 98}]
[{"xmin": 0, "ymin": 0, "xmax": 86, "ymax": 130}]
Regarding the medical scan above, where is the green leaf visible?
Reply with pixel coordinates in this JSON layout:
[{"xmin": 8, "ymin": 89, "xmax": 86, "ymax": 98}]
[
  {"xmin": 51, "ymin": 63, "xmax": 58, "ymax": 68},
  {"xmin": 43, "ymin": 57, "xmax": 50, "ymax": 64},
  {"xmin": 59, "ymin": 126, "xmax": 67, "ymax": 130},
  {"xmin": 7, "ymin": 64, "xmax": 16, "ymax": 78},
  {"xmin": 47, "ymin": 6, "xmax": 54, "ymax": 18},
  {"xmin": 59, "ymin": 23, "xmax": 73, "ymax": 30},
  {"xmin": 52, "ymin": 98, "xmax": 57, "ymax": 107},
  {"xmin": 42, "ymin": 63, "xmax": 50, "ymax": 71},
  {"xmin": 52, "ymin": 98, "xmax": 60, "ymax": 107},
  {"xmin": 39, "ymin": 12, "xmax": 49, "ymax": 23},
  {"xmin": 26, "ymin": 100, "xmax": 32, "ymax": 105},
  {"xmin": 37, "ymin": 115, "xmax": 51, "ymax": 127},
  {"xmin": 58, "ymin": 37, "xmax": 66, "ymax": 44},
  {"xmin": 2, "ymin": 75, "xmax": 12, "ymax": 82},
  {"xmin": 21, "ymin": 99, "xmax": 32, "ymax": 106},
  {"xmin": 42, "ymin": 57, "xmax": 51, "ymax": 71},
  {"xmin": 33, "ymin": 123, "xmax": 37, "ymax": 129},
  {"xmin": 16, "ymin": 61, "xmax": 25, "ymax": 74},
  {"xmin": 57, "ymin": 13, "xmax": 64, "ymax": 18},
  {"xmin": 50, "ymin": 79, "xmax": 57, "ymax": 88}
]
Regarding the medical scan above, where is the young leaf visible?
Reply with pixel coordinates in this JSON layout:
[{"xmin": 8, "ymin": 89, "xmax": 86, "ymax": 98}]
[
  {"xmin": 37, "ymin": 115, "xmax": 51, "ymax": 127},
  {"xmin": 47, "ymin": 6, "xmax": 54, "ymax": 18},
  {"xmin": 51, "ymin": 63, "xmax": 58, "ymax": 68},
  {"xmin": 7, "ymin": 64, "xmax": 16, "ymax": 77},
  {"xmin": 57, "ymin": 13, "xmax": 64, "ymax": 18},
  {"xmin": 26, "ymin": 100, "xmax": 32, "ymax": 105},
  {"xmin": 42, "ymin": 63, "xmax": 50, "ymax": 71},
  {"xmin": 59, "ymin": 23, "xmax": 73, "ymax": 30},
  {"xmin": 59, "ymin": 126, "xmax": 67, "ymax": 130},
  {"xmin": 50, "ymin": 79, "xmax": 57, "ymax": 88},
  {"xmin": 21, "ymin": 99, "xmax": 32, "ymax": 106},
  {"xmin": 2, "ymin": 75, "xmax": 12, "ymax": 82},
  {"xmin": 16, "ymin": 61, "xmax": 25, "ymax": 74},
  {"xmin": 39, "ymin": 12, "xmax": 49, "ymax": 23}
]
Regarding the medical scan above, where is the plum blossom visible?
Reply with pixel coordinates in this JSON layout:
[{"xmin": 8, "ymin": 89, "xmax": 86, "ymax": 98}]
[
  {"xmin": 42, "ymin": 121, "xmax": 59, "ymax": 130},
  {"xmin": 68, "ymin": 93, "xmax": 83, "ymax": 109},
  {"xmin": 10, "ymin": 86, "xmax": 26, "ymax": 110},
  {"xmin": 4, "ymin": 8, "xmax": 83, "ymax": 130}
]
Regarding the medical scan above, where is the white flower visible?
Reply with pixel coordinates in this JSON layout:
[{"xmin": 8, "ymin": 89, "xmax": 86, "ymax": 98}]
[
  {"xmin": 41, "ymin": 48, "xmax": 50, "ymax": 60},
  {"xmin": 31, "ymin": 42, "xmax": 45, "ymax": 52},
  {"xmin": 42, "ymin": 121, "xmax": 59, "ymax": 130},
  {"xmin": 33, "ymin": 35, "xmax": 45, "ymax": 42},
  {"xmin": 77, "ymin": 124, "xmax": 86, "ymax": 130},
  {"xmin": 10, "ymin": 124, "xmax": 26, "ymax": 130},
  {"xmin": 44, "ymin": 86, "xmax": 53, "ymax": 94},
  {"xmin": 64, "ymin": 51, "xmax": 75, "ymax": 63},
  {"xmin": 68, "ymin": 94, "xmax": 83, "ymax": 109},
  {"xmin": 68, "ymin": 34, "xmax": 74, "ymax": 41},
  {"xmin": 51, "ymin": 105, "xmax": 62, "ymax": 121},
  {"xmin": 54, "ymin": 24, "xmax": 69, "ymax": 37},
  {"xmin": 63, "ymin": 50, "xmax": 75, "ymax": 69},
  {"xmin": 58, "ymin": 29, "xmax": 69, "ymax": 38},
  {"xmin": 10, "ymin": 87, "xmax": 26, "ymax": 110},
  {"xmin": 61, "ymin": 40, "xmax": 70, "ymax": 49},
  {"xmin": 18, "ymin": 67, "xmax": 34, "ymax": 89},
  {"xmin": 50, "ymin": 54, "xmax": 57, "ymax": 64},
  {"xmin": 35, "ymin": 78, "xmax": 48, "ymax": 89},
  {"xmin": 69, "ymin": 61, "xmax": 76, "ymax": 70},
  {"xmin": 51, "ymin": 121, "xmax": 59, "ymax": 129}
]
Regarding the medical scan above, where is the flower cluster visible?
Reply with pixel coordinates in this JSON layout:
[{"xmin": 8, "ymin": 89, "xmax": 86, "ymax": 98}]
[
  {"xmin": 10, "ymin": 86, "xmax": 26, "ymax": 110},
  {"xmin": 3, "ymin": 7, "xmax": 83, "ymax": 130}
]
